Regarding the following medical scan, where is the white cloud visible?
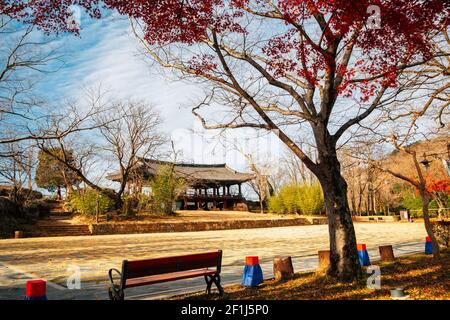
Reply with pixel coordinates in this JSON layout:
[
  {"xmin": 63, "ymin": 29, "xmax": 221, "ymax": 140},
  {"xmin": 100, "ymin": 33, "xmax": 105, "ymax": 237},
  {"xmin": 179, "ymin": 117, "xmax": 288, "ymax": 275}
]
[{"xmin": 36, "ymin": 15, "xmax": 285, "ymax": 178}]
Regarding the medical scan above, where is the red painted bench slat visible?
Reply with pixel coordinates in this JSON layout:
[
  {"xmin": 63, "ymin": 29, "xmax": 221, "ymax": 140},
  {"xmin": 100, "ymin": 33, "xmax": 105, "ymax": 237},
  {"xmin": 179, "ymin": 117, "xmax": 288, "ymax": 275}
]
[
  {"xmin": 125, "ymin": 269, "xmax": 218, "ymax": 288},
  {"xmin": 125, "ymin": 251, "xmax": 221, "ymax": 279}
]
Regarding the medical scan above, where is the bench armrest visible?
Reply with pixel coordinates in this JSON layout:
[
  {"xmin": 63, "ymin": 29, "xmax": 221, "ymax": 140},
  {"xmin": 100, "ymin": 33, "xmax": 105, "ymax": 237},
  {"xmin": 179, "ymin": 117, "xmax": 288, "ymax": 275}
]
[{"xmin": 108, "ymin": 268, "xmax": 123, "ymax": 288}]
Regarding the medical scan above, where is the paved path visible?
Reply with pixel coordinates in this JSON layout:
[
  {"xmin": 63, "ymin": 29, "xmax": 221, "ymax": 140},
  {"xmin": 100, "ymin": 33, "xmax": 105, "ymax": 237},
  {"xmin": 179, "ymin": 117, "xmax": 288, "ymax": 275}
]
[{"xmin": 0, "ymin": 223, "xmax": 426, "ymax": 300}]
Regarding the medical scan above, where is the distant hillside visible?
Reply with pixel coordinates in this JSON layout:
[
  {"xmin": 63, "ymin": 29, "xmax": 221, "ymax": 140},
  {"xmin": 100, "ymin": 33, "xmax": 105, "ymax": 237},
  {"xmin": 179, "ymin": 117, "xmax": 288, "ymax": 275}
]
[{"xmin": 384, "ymin": 136, "xmax": 449, "ymax": 181}]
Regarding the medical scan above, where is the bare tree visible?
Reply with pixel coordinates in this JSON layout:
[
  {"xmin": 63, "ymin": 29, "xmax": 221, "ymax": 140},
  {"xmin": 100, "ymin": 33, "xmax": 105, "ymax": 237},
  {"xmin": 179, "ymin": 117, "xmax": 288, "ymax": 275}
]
[
  {"xmin": 0, "ymin": 141, "xmax": 37, "ymax": 212},
  {"xmin": 241, "ymin": 153, "xmax": 271, "ymax": 213},
  {"xmin": 96, "ymin": 101, "xmax": 165, "ymax": 202},
  {"xmin": 281, "ymin": 145, "xmax": 317, "ymax": 186},
  {"xmin": 0, "ymin": 16, "xmax": 63, "ymax": 147},
  {"xmin": 384, "ymin": 30, "xmax": 450, "ymax": 129},
  {"xmin": 373, "ymin": 136, "xmax": 444, "ymax": 258},
  {"xmin": 34, "ymin": 94, "xmax": 117, "ymax": 202}
]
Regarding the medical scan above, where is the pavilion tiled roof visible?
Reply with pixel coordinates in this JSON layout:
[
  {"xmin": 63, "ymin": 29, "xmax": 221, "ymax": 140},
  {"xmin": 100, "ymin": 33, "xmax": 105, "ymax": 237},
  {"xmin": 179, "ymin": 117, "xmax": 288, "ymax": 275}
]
[{"xmin": 106, "ymin": 158, "xmax": 254, "ymax": 187}]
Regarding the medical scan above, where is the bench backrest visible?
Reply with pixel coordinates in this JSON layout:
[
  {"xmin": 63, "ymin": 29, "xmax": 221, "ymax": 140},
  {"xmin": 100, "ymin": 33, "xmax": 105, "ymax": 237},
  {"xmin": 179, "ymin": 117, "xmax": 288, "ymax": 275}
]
[{"xmin": 122, "ymin": 250, "xmax": 222, "ymax": 280}]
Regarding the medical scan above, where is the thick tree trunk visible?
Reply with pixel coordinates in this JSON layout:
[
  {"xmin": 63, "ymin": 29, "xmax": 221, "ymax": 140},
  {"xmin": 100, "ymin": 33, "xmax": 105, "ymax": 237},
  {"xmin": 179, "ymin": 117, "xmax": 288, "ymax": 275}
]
[
  {"xmin": 316, "ymin": 152, "xmax": 361, "ymax": 280},
  {"xmin": 421, "ymin": 192, "xmax": 441, "ymax": 259},
  {"xmin": 309, "ymin": 123, "xmax": 361, "ymax": 281}
]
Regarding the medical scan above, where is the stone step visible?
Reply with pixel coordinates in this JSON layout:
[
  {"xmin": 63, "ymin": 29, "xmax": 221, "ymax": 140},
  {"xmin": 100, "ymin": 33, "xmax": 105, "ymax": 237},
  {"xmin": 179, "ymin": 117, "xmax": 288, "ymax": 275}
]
[
  {"xmin": 35, "ymin": 226, "xmax": 88, "ymax": 230},
  {"xmin": 47, "ymin": 212, "xmax": 72, "ymax": 217},
  {"xmin": 27, "ymin": 233, "xmax": 91, "ymax": 238},
  {"xmin": 26, "ymin": 224, "xmax": 91, "ymax": 238}
]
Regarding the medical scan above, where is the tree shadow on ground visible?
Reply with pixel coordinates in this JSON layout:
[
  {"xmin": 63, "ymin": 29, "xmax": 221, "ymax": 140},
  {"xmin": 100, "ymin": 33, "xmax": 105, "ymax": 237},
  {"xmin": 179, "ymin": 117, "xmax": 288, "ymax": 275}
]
[{"xmin": 176, "ymin": 250, "xmax": 449, "ymax": 300}]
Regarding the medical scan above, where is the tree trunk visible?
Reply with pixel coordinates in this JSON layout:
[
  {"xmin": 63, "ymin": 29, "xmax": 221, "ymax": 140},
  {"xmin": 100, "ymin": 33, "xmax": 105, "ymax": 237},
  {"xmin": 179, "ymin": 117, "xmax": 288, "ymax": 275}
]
[
  {"xmin": 66, "ymin": 184, "xmax": 74, "ymax": 199},
  {"xmin": 56, "ymin": 185, "xmax": 62, "ymax": 200},
  {"xmin": 379, "ymin": 245, "xmax": 395, "ymax": 262},
  {"xmin": 318, "ymin": 250, "xmax": 331, "ymax": 270},
  {"xmin": 421, "ymin": 191, "xmax": 440, "ymax": 259},
  {"xmin": 317, "ymin": 153, "xmax": 361, "ymax": 281},
  {"xmin": 273, "ymin": 256, "xmax": 294, "ymax": 281}
]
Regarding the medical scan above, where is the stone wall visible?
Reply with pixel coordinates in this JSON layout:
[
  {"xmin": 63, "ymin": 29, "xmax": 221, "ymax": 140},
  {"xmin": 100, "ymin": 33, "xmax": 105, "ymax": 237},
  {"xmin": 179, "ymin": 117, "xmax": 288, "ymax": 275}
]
[{"xmin": 89, "ymin": 216, "xmax": 328, "ymax": 235}]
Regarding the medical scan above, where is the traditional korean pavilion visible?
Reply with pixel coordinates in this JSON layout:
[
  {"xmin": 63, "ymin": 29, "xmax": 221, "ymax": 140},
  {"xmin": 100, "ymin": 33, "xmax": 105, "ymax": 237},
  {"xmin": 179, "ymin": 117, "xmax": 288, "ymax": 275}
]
[{"xmin": 106, "ymin": 158, "xmax": 254, "ymax": 211}]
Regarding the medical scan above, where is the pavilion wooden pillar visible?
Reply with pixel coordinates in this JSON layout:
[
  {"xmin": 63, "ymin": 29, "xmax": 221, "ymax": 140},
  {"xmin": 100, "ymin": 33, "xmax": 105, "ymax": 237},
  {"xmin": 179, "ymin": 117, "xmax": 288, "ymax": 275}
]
[
  {"xmin": 238, "ymin": 183, "xmax": 242, "ymax": 196},
  {"xmin": 222, "ymin": 185, "xmax": 226, "ymax": 196}
]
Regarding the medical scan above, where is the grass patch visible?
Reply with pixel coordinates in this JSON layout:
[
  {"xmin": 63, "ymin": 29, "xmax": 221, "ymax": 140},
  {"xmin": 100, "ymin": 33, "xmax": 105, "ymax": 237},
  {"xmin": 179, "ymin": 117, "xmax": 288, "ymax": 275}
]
[{"xmin": 172, "ymin": 251, "xmax": 449, "ymax": 300}]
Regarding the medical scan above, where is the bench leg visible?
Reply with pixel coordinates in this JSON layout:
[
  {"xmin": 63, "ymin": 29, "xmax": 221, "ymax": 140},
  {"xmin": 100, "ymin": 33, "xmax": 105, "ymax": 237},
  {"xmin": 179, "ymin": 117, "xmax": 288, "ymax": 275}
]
[
  {"xmin": 212, "ymin": 274, "xmax": 224, "ymax": 296},
  {"xmin": 204, "ymin": 274, "xmax": 224, "ymax": 296},
  {"xmin": 108, "ymin": 285, "xmax": 124, "ymax": 300},
  {"xmin": 204, "ymin": 275, "xmax": 214, "ymax": 294}
]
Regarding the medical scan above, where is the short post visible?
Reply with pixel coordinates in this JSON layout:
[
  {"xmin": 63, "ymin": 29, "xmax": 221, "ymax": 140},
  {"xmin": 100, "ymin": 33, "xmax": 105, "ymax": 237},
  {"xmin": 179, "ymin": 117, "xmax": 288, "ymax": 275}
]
[
  {"xmin": 25, "ymin": 280, "xmax": 47, "ymax": 300},
  {"xmin": 318, "ymin": 250, "xmax": 331, "ymax": 270},
  {"xmin": 95, "ymin": 192, "xmax": 100, "ymax": 224},
  {"xmin": 242, "ymin": 256, "xmax": 264, "ymax": 287},
  {"xmin": 273, "ymin": 256, "xmax": 294, "ymax": 281},
  {"xmin": 425, "ymin": 236, "xmax": 433, "ymax": 255},
  {"xmin": 357, "ymin": 244, "xmax": 371, "ymax": 266},
  {"xmin": 14, "ymin": 231, "xmax": 24, "ymax": 239},
  {"xmin": 379, "ymin": 245, "xmax": 395, "ymax": 262}
]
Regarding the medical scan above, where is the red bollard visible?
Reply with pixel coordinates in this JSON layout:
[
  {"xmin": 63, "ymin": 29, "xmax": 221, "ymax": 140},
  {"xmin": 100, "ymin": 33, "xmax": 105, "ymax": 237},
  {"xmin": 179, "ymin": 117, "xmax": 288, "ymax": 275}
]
[{"xmin": 25, "ymin": 280, "xmax": 47, "ymax": 300}]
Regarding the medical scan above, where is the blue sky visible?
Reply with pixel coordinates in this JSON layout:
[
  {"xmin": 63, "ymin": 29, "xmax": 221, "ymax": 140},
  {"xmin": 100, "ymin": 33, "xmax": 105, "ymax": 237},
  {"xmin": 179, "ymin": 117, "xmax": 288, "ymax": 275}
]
[
  {"xmin": 36, "ymin": 13, "xmax": 197, "ymax": 130},
  {"xmin": 27, "ymin": 11, "xmax": 284, "ymax": 194}
]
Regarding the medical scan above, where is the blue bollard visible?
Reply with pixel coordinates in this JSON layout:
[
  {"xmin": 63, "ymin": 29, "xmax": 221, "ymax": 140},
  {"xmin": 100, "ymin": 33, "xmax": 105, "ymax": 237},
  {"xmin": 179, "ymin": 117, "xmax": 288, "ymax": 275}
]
[
  {"xmin": 357, "ymin": 244, "xmax": 371, "ymax": 266},
  {"xmin": 425, "ymin": 237, "xmax": 433, "ymax": 255},
  {"xmin": 242, "ymin": 256, "xmax": 263, "ymax": 287}
]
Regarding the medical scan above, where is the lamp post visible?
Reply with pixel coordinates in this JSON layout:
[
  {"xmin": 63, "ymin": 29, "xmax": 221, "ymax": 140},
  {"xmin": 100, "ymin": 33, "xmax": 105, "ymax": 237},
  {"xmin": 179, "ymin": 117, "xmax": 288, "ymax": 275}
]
[{"xmin": 420, "ymin": 153, "xmax": 431, "ymax": 170}]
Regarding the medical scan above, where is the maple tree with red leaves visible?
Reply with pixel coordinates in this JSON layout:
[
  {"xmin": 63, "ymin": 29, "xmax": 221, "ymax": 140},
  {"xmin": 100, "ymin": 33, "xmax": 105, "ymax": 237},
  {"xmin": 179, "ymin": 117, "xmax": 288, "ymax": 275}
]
[
  {"xmin": 426, "ymin": 178, "xmax": 450, "ymax": 194},
  {"xmin": 375, "ymin": 137, "xmax": 449, "ymax": 259},
  {"xmin": 426, "ymin": 178, "xmax": 450, "ymax": 221},
  {"xmin": 2, "ymin": 0, "xmax": 449, "ymax": 280}
]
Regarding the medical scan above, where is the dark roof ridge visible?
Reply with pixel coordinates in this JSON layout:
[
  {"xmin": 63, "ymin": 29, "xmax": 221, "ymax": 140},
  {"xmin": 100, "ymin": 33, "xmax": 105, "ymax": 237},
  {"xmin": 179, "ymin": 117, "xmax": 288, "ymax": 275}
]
[{"xmin": 138, "ymin": 157, "xmax": 227, "ymax": 168}]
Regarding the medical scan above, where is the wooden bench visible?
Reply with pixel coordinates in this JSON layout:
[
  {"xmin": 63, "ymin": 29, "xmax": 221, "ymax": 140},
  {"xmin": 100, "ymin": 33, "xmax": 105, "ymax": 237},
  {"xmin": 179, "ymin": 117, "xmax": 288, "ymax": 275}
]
[{"xmin": 108, "ymin": 250, "xmax": 224, "ymax": 300}]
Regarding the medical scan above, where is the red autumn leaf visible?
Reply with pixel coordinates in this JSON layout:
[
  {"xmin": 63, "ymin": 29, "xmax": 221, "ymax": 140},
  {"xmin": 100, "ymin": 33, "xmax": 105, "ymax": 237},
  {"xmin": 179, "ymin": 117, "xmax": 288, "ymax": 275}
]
[{"xmin": 3, "ymin": 1, "xmax": 449, "ymax": 100}]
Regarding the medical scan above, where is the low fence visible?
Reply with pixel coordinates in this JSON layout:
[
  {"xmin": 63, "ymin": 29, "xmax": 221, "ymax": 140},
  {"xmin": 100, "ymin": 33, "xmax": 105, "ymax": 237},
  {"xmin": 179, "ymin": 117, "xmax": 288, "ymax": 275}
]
[{"xmin": 89, "ymin": 216, "xmax": 328, "ymax": 236}]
